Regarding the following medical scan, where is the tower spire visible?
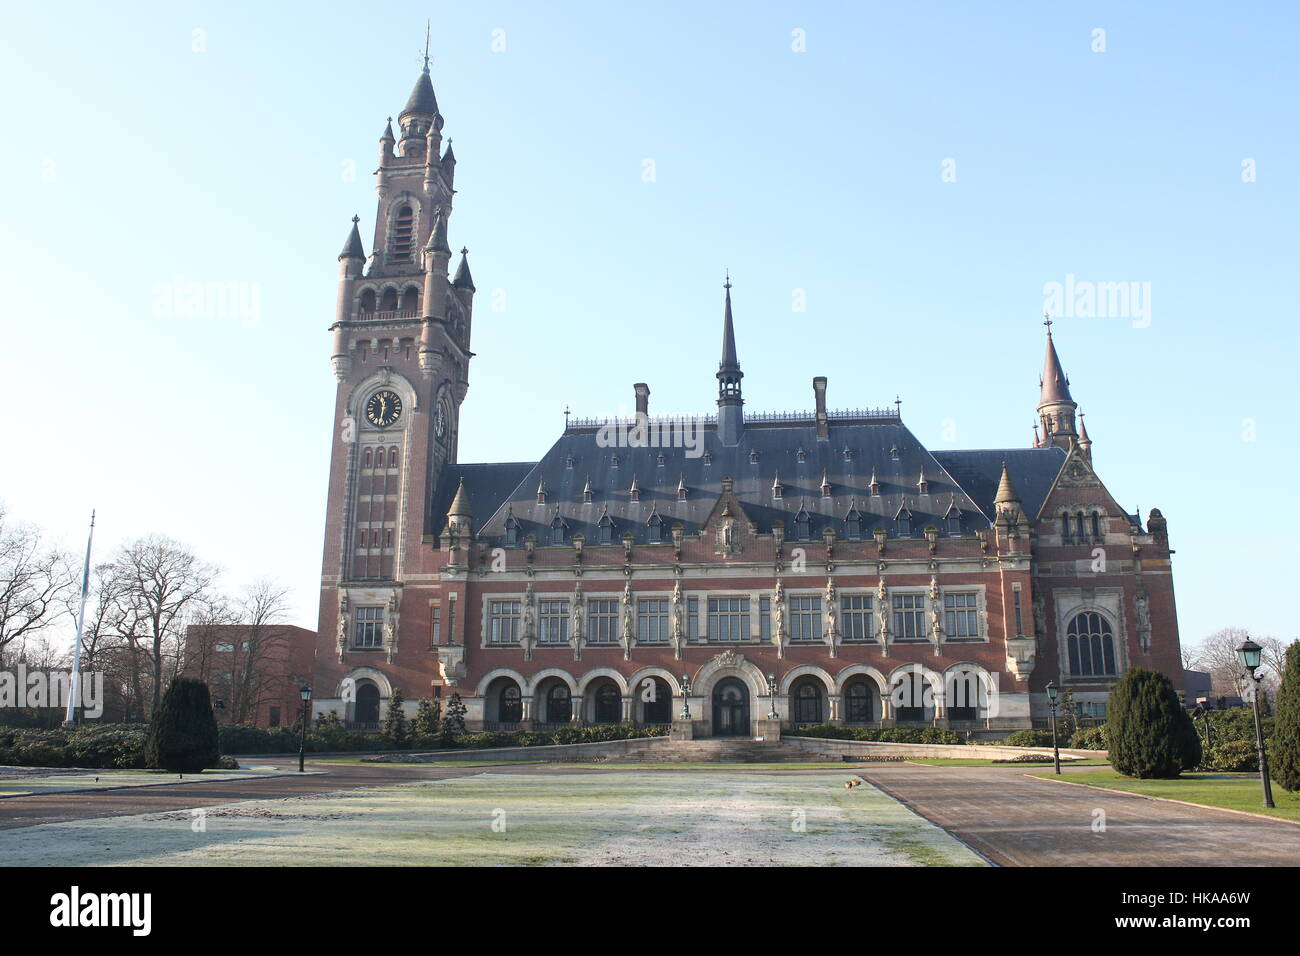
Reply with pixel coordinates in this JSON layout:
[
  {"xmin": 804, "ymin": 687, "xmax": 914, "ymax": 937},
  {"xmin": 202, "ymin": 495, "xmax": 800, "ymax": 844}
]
[
  {"xmin": 1036, "ymin": 315, "xmax": 1078, "ymax": 450},
  {"xmin": 716, "ymin": 272, "xmax": 744, "ymax": 446}
]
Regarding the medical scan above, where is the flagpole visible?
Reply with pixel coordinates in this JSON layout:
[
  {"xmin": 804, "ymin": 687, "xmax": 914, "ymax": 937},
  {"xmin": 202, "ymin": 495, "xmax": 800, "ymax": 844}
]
[{"xmin": 63, "ymin": 510, "xmax": 95, "ymax": 728}]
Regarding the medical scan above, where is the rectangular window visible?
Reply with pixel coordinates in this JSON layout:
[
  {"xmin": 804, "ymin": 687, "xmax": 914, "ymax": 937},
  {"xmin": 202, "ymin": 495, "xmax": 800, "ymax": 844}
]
[
  {"xmin": 448, "ymin": 598, "xmax": 456, "ymax": 644},
  {"xmin": 269, "ymin": 706, "xmax": 281, "ymax": 728},
  {"xmin": 1012, "ymin": 589, "xmax": 1023, "ymax": 636},
  {"xmin": 430, "ymin": 604, "xmax": 441, "ymax": 647},
  {"xmin": 587, "ymin": 599, "xmax": 619, "ymax": 644},
  {"xmin": 789, "ymin": 596, "xmax": 822, "ymax": 643},
  {"xmin": 637, "ymin": 599, "xmax": 669, "ymax": 643},
  {"xmin": 840, "ymin": 594, "xmax": 876, "ymax": 642},
  {"xmin": 760, "ymin": 597, "xmax": 771, "ymax": 642},
  {"xmin": 488, "ymin": 599, "xmax": 521, "ymax": 645},
  {"xmin": 944, "ymin": 592, "xmax": 980, "ymax": 639},
  {"xmin": 707, "ymin": 597, "xmax": 749, "ymax": 643},
  {"xmin": 892, "ymin": 594, "xmax": 926, "ymax": 641},
  {"xmin": 688, "ymin": 597, "xmax": 699, "ymax": 641},
  {"xmin": 538, "ymin": 600, "xmax": 569, "ymax": 644},
  {"xmin": 354, "ymin": 606, "xmax": 384, "ymax": 648}
]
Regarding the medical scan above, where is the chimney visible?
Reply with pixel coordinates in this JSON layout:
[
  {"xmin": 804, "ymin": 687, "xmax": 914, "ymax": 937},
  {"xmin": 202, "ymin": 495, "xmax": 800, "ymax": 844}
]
[
  {"xmin": 633, "ymin": 383, "xmax": 650, "ymax": 417},
  {"xmin": 813, "ymin": 377, "xmax": 829, "ymax": 439}
]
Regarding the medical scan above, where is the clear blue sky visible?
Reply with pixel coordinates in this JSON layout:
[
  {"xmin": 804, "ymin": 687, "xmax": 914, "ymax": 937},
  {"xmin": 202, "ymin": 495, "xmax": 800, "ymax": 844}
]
[{"xmin": 0, "ymin": 1, "xmax": 1295, "ymax": 645}]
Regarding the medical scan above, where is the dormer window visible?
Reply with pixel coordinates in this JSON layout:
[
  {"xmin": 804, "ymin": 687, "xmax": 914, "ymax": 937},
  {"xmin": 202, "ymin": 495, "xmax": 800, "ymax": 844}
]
[
  {"xmin": 749, "ymin": 450, "xmax": 759, "ymax": 464},
  {"xmin": 896, "ymin": 507, "xmax": 913, "ymax": 537},
  {"xmin": 392, "ymin": 204, "xmax": 415, "ymax": 262},
  {"xmin": 845, "ymin": 503, "xmax": 864, "ymax": 539},
  {"xmin": 504, "ymin": 512, "xmax": 521, "ymax": 547},
  {"xmin": 794, "ymin": 504, "xmax": 811, "ymax": 541},
  {"xmin": 772, "ymin": 475, "xmax": 784, "ymax": 500},
  {"xmin": 550, "ymin": 514, "xmax": 567, "ymax": 545},
  {"xmin": 797, "ymin": 448, "xmax": 807, "ymax": 463},
  {"xmin": 647, "ymin": 510, "xmax": 664, "ymax": 543},
  {"xmin": 945, "ymin": 507, "xmax": 961, "ymax": 535},
  {"xmin": 890, "ymin": 446, "xmax": 900, "ymax": 461},
  {"xmin": 703, "ymin": 452, "xmax": 712, "ymax": 466},
  {"xmin": 820, "ymin": 472, "xmax": 831, "ymax": 498},
  {"xmin": 597, "ymin": 510, "xmax": 614, "ymax": 545}
]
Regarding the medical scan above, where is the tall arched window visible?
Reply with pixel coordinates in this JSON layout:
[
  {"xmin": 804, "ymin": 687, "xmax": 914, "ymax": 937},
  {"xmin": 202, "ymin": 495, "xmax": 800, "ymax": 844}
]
[
  {"xmin": 499, "ymin": 684, "xmax": 522, "ymax": 723},
  {"xmin": 546, "ymin": 683, "xmax": 571, "ymax": 723},
  {"xmin": 1061, "ymin": 513, "xmax": 1070, "ymax": 538},
  {"xmin": 1091, "ymin": 511, "xmax": 1101, "ymax": 538},
  {"xmin": 1067, "ymin": 611, "xmax": 1117, "ymax": 677},
  {"xmin": 844, "ymin": 679, "xmax": 875, "ymax": 723},
  {"xmin": 392, "ymin": 204, "xmax": 415, "ymax": 262}
]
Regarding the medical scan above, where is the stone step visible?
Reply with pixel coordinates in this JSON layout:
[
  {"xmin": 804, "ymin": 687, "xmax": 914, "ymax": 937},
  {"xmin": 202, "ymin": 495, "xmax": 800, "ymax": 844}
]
[{"xmin": 610, "ymin": 739, "xmax": 828, "ymax": 763}]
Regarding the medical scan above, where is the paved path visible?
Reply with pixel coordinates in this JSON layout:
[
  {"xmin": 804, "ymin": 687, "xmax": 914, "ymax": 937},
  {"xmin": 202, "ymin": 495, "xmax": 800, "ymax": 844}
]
[
  {"xmin": 856, "ymin": 763, "xmax": 1300, "ymax": 866},
  {"xmin": 0, "ymin": 759, "xmax": 482, "ymax": 830}
]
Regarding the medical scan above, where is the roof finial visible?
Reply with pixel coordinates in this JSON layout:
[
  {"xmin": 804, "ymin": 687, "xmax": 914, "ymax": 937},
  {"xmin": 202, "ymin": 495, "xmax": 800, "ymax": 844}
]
[
  {"xmin": 423, "ymin": 20, "xmax": 431, "ymax": 73},
  {"xmin": 724, "ymin": 269, "xmax": 731, "ymax": 291},
  {"xmin": 351, "ymin": 214, "xmax": 360, "ymax": 224},
  {"xmin": 1043, "ymin": 310, "xmax": 1053, "ymax": 332}
]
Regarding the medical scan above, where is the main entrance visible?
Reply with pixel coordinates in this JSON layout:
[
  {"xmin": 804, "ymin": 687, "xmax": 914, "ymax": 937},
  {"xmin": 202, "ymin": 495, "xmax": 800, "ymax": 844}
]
[{"xmin": 711, "ymin": 677, "xmax": 750, "ymax": 737}]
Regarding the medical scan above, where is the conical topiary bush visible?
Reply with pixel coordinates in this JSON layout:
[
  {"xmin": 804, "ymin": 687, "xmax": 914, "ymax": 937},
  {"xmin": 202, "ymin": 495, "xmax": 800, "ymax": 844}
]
[
  {"xmin": 1106, "ymin": 667, "xmax": 1201, "ymax": 779},
  {"xmin": 144, "ymin": 677, "xmax": 220, "ymax": 774}
]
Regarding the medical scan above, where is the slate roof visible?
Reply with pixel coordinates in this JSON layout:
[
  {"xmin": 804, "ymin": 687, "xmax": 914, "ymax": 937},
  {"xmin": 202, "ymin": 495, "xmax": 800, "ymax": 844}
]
[
  {"xmin": 430, "ymin": 461, "xmax": 536, "ymax": 535},
  {"xmin": 401, "ymin": 68, "xmax": 439, "ymax": 118},
  {"xmin": 463, "ymin": 415, "xmax": 1039, "ymax": 546},
  {"xmin": 932, "ymin": 447, "xmax": 1065, "ymax": 523}
]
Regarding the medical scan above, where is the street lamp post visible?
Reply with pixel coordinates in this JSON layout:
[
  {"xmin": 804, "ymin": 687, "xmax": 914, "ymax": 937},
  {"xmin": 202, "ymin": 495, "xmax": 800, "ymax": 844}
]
[
  {"xmin": 1235, "ymin": 638, "xmax": 1274, "ymax": 809},
  {"xmin": 1045, "ymin": 681, "xmax": 1062, "ymax": 775},
  {"xmin": 298, "ymin": 685, "xmax": 313, "ymax": 773},
  {"xmin": 679, "ymin": 674, "xmax": 691, "ymax": 721},
  {"xmin": 767, "ymin": 672, "xmax": 779, "ymax": 720}
]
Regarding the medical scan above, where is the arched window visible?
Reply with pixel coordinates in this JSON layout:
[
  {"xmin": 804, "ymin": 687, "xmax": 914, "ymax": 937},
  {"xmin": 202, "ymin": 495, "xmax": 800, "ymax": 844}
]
[
  {"xmin": 354, "ymin": 682, "xmax": 381, "ymax": 725},
  {"xmin": 793, "ymin": 680, "xmax": 824, "ymax": 724},
  {"xmin": 1075, "ymin": 511, "xmax": 1086, "ymax": 538},
  {"xmin": 392, "ymin": 204, "xmax": 415, "ymax": 262},
  {"xmin": 380, "ymin": 287, "xmax": 399, "ymax": 312},
  {"xmin": 363, "ymin": 448, "xmax": 372, "ymax": 469},
  {"xmin": 358, "ymin": 289, "xmax": 377, "ymax": 315},
  {"xmin": 1091, "ymin": 511, "xmax": 1101, "ymax": 538},
  {"xmin": 400, "ymin": 286, "xmax": 420, "ymax": 315},
  {"xmin": 844, "ymin": 680, "xmax": 875, "ymax": 723},
  {"xmin": 594, "ymin": 683, "xmax": 621, "ymax": 724},
  {"xmin": 546, "ymin": 683, "xmax": 571, "ymax": 723},
  {"xmin": 1067, "ymin": 611, "xmax": 1117, "ymax": 677},
  {"xmin": 1061, "ymin": 513, "xmax": 1071, "ymax": 539},
  {"xmin": 499, "ymin": 684, "xmax": 522, "ymax": 723},
  {"xmin": 388, "ymin": 447, "xmax": 399, "ymax": 468}
]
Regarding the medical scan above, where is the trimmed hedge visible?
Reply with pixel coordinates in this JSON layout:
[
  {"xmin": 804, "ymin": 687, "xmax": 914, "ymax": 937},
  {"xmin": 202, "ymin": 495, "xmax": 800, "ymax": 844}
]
[
  {"xmin": 1003, "ymin": 729, "xmax": 1056, "ymax": 748},
  {"xmin": 1272, "ymin": 640, "xmax": 1300, "ymax": 792},
  {"xmin": 1200, "ymin": 740, "xmax": 1258, "ymax": 773},
  {"xmin": 0, "ymin": 724, "xmax": 149, "ymax": 769},
  {"xmin": 785, "ymin": 724, "xmax": 965, "ymax": 745}
]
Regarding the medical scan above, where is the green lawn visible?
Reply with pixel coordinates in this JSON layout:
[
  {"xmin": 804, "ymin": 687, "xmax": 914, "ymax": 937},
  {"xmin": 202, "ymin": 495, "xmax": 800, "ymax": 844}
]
[
  {"xmin": 0, "ymin": 771, "xmax": 986, "ymax": 867},
  {"xmin": 909, "ymin": 757, "xmax": 1111, "ymax": 768},
  {"xmin": 1030, "ymin": 769, "xmax": 1300, "ymax": 823}
]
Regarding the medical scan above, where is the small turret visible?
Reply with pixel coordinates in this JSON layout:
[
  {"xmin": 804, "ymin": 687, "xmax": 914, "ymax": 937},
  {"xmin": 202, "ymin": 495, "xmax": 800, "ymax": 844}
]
[
  {"xmin": 331, "ymin": 216, "xmax": 366, "ymax": 380},
  {"xmin": 446, "ymin": 478, "xmax": 472, "ymax": 537},
  {"xmin": 1078, "ymin": 412, "xmax": 1093, "ymax": 464},
  {"xmin": 994, "ymin": 461, "xmax": 1022, "ymax": 519}
]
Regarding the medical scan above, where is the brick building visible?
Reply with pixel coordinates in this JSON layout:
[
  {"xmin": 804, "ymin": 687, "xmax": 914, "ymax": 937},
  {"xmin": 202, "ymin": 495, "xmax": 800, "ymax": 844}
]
[
  {"xmin": 183, "ymin": 624, "xmax": 316, "ymax": 729},
  {"xmin": 310, "ymin": 61, "xmax": 1184, "ymax": 735}
]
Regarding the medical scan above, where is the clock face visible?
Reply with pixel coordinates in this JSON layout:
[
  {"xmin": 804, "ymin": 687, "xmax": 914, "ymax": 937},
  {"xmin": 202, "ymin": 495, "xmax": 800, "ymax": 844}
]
[{"xmin": 365, "ymin": 390, "xmax": 402, "ymax": 428}]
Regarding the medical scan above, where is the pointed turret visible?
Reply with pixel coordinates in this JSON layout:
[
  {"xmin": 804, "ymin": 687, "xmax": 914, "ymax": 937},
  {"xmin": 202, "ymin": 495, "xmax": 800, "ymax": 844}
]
[
  {"xmin": 1077, "ymin": 411, "xmax": 1093, "ymax": 464},
  {"xmin": 452, "ymin": 248, "xmax": 475, "ymax": 290},
  {"xmin": 339, "ymin": 215, "xmax": 365, "ymax": 262},
  {"xmin": 397, "ymin": 55, "xmax": 444, "ymax": 157},
  {"xmin": 716, "ymin": 273, "xmax": 744, "ymax": 446},
  {"xmin": 994, "ymin": 461, "xmax": 1022, "ymax": 518},
  {"xmin": 446, "ymin": 478, "xmax": 472, "ymax": 536},
  {"xmin": 1036, "ymin": 318, "xmax": 1079, "ymax": 450},
  {"xmin": 401, "ymin": 65, "xmax": 440, "ymax": 120}
]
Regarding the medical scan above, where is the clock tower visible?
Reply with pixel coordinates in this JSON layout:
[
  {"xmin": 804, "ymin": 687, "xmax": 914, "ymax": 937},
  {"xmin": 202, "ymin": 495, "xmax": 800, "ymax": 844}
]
[{"xmin": 315, "ymin": 53, "xmax": 476, "ymax": 716}]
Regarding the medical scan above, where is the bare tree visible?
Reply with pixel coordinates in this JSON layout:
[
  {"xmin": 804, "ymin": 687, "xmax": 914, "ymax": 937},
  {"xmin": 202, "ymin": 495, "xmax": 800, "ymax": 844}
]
[
  {"xmin": 0, "ymin": 506, "xmax": 74, "ymax": 664},
  {"xmin": 1188, "ymin": 627, "xmax": 1288, "ymax": 699},
  {"xmin": 228, "ymin": 579, "xmax": 293, "ymax": 725},
  {"xmin": 107, "ymin": 536, "xmax": 218, "ymax": 714}
]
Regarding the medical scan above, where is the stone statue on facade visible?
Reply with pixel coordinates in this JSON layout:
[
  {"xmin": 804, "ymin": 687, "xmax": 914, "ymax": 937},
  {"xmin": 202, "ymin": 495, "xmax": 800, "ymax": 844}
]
[
  {"xmin": 670, "ymin": 579, "xmax": 686, "ymax": 660},
  {"xmin": 621, "ymin": 579, "xmax": 635, "ymax": 660},
  {"xmin": 876, "ymin": 577, "xmax": 890, "ymax": 646},
  {"xmin": 570, "ymin": 583, "xmax": 585, "ymax": 661},
  {"xmin": 824, "ymin": 577, "xmax": 839, "ymax": 657}
]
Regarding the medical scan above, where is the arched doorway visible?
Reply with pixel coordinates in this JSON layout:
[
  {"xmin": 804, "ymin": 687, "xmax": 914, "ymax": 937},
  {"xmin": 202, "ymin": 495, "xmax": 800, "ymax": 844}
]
[
  {"xmin": 712, "ymin": 677, "xmax": 750, "ymax": 737},
  {"xmin": 355, "ymin": 682, "xmax": 381, "ymax": 726},
  {"xmin": 641, "ymin": 677, "xmax": 673, "ymax": 725}
]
